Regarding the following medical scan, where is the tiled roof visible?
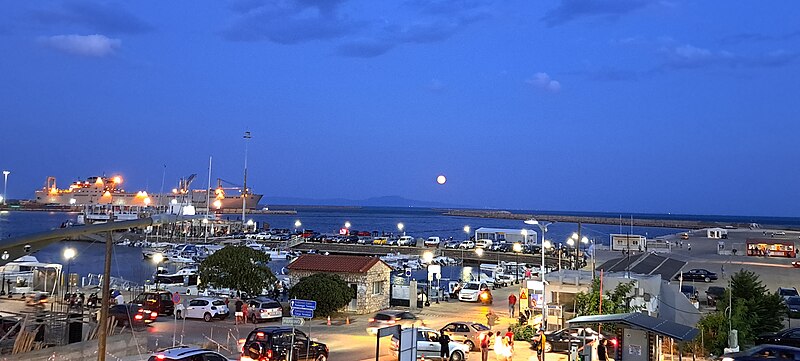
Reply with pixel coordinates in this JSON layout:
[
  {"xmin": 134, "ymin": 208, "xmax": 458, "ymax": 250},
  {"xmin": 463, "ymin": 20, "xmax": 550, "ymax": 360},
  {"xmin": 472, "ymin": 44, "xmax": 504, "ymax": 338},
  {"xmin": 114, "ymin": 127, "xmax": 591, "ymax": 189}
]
[{"xmin": 286, "ymin": 254, "xmax": 386, "ymax": 274}]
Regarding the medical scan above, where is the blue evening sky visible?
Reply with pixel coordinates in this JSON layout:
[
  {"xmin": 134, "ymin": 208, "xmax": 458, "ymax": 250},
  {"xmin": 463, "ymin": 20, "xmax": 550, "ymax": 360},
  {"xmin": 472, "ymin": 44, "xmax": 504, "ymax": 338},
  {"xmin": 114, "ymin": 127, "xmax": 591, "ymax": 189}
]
[{"xmin": 1, "ymin": 1, "xmax": 799, "ymax": 216}]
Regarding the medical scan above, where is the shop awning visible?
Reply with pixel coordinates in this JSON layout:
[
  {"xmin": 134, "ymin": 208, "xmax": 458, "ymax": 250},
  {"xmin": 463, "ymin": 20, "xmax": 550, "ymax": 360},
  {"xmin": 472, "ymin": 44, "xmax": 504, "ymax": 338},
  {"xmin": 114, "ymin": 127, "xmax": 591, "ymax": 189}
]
[{"xmin": 567, "ymin": 312, "xmax": 699, "ymax": 341}]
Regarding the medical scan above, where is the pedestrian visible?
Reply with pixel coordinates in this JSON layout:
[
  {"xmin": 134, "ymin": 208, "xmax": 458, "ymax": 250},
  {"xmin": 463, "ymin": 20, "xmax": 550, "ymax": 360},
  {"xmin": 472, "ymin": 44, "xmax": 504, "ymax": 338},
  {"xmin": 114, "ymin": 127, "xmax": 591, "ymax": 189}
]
[
  {"xmin": 721, "ymin": 264, "xmax": 725, "ymax": 277},
  {"xmin": 508, "ymin": 293, "xmax": 517, "ymax": 318},
  {"xmin": 688, "ymin": 243, "xmax": 691, "ymax": 252},
  {"xmin": 481, "ymin": 332, "xmax": 493, "ymax": 361},
  {"xmin": 505, "ymin": 326, "xmax": 515, "ymax": 353},
  {"xmin": 438, "ymin": 332, "xmax": 450, "ymax": 359},
  {"xmin": 234, "ymin": 298, "xmax": 244, "ymax": 324},
  {"xmin": 241, "ymin": 301, "xmax": 249, "ymax": 324},
  {"xmin": 486, "ymin": 309, "xmax": 498, "ymax": 329},
  {"xmin": 536, "ymin": 328, "xmax": 547, "ymax": 361},
  {"xmin": 597, "ymin": 338, "xmax": 609, "ymax": 361}
]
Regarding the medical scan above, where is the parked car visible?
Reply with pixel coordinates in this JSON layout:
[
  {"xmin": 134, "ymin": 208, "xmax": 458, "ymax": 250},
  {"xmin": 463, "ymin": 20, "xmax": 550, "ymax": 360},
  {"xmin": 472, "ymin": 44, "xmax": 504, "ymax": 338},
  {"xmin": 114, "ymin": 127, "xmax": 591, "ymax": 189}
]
[
  {"xmin": 444, "ymin": 240, "xmax": 461, "ymax": 249},
  {"xmin": 787, "ymin": 297, "xmax": 800, "ymax": 318},
  {"xmin": 366, "ymin": 310, "xmax": 426, "ymax": 335},
  {"xmin": 440, "ymin": 321, "xmax": 492, "ymax": 351},
  {"xmin": 175, "ymin": 297, "xmax": 229, "ymax": 322},
  {"xmin": 723, "ymin": 344, "xmax": 800, "ymax": 361},
  {"xmin": 773, "ymin": 231, "xmax": 787, "ymax": 237},
  {"xmin": 132, "ymin": 291, "xmax": 175, "ymax": 316},
  {"xmin": 372, "ymin": 237, "xmax": 389, "ymax": 245},
  {"xmin": 397, "ymin": 236, "xmax": 416, "ymax": 246},
  {"xmin": 676, "ymin": 269, "xmax": 718, "ymax": 282},
  {"xmin": 458, "ymin": 240, "xmax": 475, "ymax": 249},
  {"xmin": 541, "ymin": 328, "xmax": 617, "ymax": 353},
  {"xmin": 390, "ymin": 327, "xmax": 470, "ymax": 361},
  {"xmin": 247, "ymin": 297, "xmax": 283, "ymax": 323},
  {"xmin": 425, "ymin": 237, "xmax": 441, "ymax": 247},
  {"xmin": 779, "ymin": 287, "xmax": 799, "ymax": 302},
  {"xmin": 108, "ymin": 304, "xmax": 157, "ymax": 328},
  {"xmin": 458, "ymin": 282, "xmax": 490, "ymax": 302},
  {"xmin": 681, "ymin": 285, "xmax": 699, "ymax": 300},
  {"xmin": 705, "ymin": 286, "xmax": 726, "ymax": 307},
  {"xmin": 148, "ymin": 346, "xmax": 230, "ymax": 361},
  {"xmin": 475, "ymin": 239, "xmax": 493, "ymax": 249},
  {"xmin": 241, "ymin": 326, "xmax": 329, "ymax": 361},
  {"xmin": 755, "ymin": 329, "xmax": 800, "ymax": 348}
]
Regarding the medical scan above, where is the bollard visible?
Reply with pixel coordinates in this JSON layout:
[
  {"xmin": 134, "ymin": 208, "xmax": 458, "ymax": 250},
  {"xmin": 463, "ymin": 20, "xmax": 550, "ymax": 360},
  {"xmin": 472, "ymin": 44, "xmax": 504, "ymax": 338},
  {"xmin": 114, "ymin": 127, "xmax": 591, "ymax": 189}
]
[
  {"xmin": 346, "ymin": 316, "xmax": 350, "ymax": 325},
  {"xmin": 327, "ymin": 316, "xmax": 331, "ymax": 326}
]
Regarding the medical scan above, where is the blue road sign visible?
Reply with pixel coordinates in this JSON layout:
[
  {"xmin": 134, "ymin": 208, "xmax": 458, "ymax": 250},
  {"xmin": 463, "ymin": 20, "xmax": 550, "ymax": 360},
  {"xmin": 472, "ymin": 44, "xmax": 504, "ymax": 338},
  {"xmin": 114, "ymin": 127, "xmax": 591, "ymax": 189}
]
[
  {"xmin": 404, "ymin": 269, "xmax": 412, "ymax": 277},
  {"xmin": 290, "ymin": 299, "xmax": 317, "ymax": 310},
  {"xmin": 291, "ymin": 308, "xmax": 314, "ymax": 318}
]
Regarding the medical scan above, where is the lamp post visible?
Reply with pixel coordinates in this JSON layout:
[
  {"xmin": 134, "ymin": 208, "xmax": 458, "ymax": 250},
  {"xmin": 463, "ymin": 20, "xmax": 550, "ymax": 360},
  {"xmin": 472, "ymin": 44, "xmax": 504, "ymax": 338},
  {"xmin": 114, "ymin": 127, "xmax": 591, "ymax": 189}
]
[
  {"xmin": 513, "ymin": 242, "xmax": 523, "ymax": 284},
  {"xmin": 397, "ymin": 223, "xmax": 405, "ymax": 237},
  {"xmin": 2, "ymin": 170, "xmax": 9, "ymax": 205},
  {"xmin": 581, "ymin": 236, "xmax": 589, "ymax": 271},
  {"xmin": 570, "ymin": 233, "xmax": 580, "ymax": 269},
  {"xmin": 525, "ymin": 218, "xmax": 553, "ymax": 329},
  {"xmin": 463, "ymin": 225, "xmax": 470, "ymax": 241},
  {"xmin": 422, "ymin": 251, "xmax": 434, "ymax": 307},
  {"xmin": 63, "ymin": 248, "xmax": 76, "ymax": 296},
  {"xmin": 152, "ymin": 253, "xmax": 164, "ymax": 291},
  {"xmin": 294, "ymin": 220, "xmax": 302, "ymax": 235}
]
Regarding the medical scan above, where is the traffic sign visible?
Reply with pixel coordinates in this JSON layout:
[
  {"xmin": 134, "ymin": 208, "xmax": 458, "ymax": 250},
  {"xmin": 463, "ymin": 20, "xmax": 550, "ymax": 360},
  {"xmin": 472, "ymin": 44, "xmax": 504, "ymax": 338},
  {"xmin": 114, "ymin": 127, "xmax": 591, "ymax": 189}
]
[
  {"xmin": 289, "ymin": 299, "xmax": 317, "ymax": 310},
  {"xmin": 405, "ymin": 269, "xmax": 412, "ymax": 277},
  {"xmin": 172, "ymin": 292, "xmax": 181, "ymax": 304},
  {"xmin": 282, "ymin": 317, "xmax": 305, "ymax": 326},
  {"xmin": 291, "ymin": 308, "xmax": 314, "ymax": 318}
]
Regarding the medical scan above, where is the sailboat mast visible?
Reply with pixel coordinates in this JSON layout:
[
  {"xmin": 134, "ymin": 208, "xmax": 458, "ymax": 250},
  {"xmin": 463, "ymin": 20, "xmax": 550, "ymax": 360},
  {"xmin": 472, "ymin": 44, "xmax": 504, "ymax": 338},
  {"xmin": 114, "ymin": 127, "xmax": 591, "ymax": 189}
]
[{"xmin": 242, "ymin": 131, "xmax": 251, "ymax": 226}]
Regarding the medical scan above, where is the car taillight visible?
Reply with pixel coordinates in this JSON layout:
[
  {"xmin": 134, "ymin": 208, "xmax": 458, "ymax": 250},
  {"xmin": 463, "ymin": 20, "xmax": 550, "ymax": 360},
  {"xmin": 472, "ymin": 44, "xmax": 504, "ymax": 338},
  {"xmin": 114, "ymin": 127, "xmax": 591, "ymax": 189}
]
[
  {"xmin": 150, "ymin": 311, "xmax": 158, "ymax": 319},
  {"xmin": 156, "ymin": 355, "xmax": 166, "ymax": 360},
  {"xmin": 610, "ymin": 339, "xmax": 618, "ymax": 346},
  {"xmin": 134, "ymin": 314, "xmax": 143, "ymax": 320},
  {"xmin": 264, "ymin": 349, "xmax": 273, "ymax": 360},
  {"xmin": 239, "ymin": 338, "xmax": 246, "ymax": 353}
]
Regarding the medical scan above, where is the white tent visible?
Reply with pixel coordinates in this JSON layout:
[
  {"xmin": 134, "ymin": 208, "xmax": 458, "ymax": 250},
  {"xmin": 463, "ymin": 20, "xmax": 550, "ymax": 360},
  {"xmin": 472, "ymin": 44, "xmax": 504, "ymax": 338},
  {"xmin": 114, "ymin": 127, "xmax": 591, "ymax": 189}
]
[{"xmin": 706, "ymin": 228, "xmax": 727, "ymax": 239}]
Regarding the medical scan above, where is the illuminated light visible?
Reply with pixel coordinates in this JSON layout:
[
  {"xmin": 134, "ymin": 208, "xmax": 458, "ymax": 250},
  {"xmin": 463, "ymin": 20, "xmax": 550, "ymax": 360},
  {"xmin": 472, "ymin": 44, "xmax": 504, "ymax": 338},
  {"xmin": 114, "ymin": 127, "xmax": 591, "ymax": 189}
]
[
  {"xmin": 49, "ymin": 187, "xmax": 58, "ymax": 195},
  {"xmin": 422, "ymin": 251, "xmax": 434, "ymax": 264},
  {"xmin": 256, "ymin": 332, "xmax": 265, "ymax": 338},
  {"xmin": 102, "ymin": 191, "xmax": 111, "ymax": 197},
  {"xmin": 294, "ymin": 220, "xmax": 302, "ymax": 228},
  {"xmin": 95, "ymin": 178, "xmax": 104, "ymax": 185},
  {"xmin": 63, "ymin": 248, "xmax": 76, "ymax": 260},
  {"xmin": 156, "ymin": 355, "xmax": 166, "ymax": 360},
  {"xmin": 543, "ymin": 240, "xmax": 552, "ymax": 249},
  {"xmin": 480, "ymin": 292, "xmax": 489, "ymax": 300},
  {"xmin": 69, "ymin": 198, "xmax": 76, "ymax": 205},
  {"xmin": 567, "ymin": 238, "xmax": 575, "ymax": 247},
  {"xmin": 513, "ymin": 242, "xmax": 523, "ymax": 253},
  {"xmin": 152, "ymin": 253, "xmax": 164, "ymax": 264},
  {"xmin": 113, "ymin": 176, "xmax": 122, "ymax": 184},
  {"xmin": 397, "ymin": 222, "xmax": 404, "ymax": 231},
  {"xmin": 143, "ymin": 197, "xmax": 151, "ymax": 206},
  {"xmin": 475, "ymin": 248, "xmax": 484, "ymax": 257},
  {"xmin": 581, "ymin": 236, "xmax": 589, "ymax": 244},
  {"xmin": 213, "ymin": 199, "xmax": 222, "ymax": 209},
  {"xmin": 134, "ymin": 314, "xmax": 143, "ymax": 320},
  {"xmin": 344, "ymin": 221, "xmax": 351, "ymax": 229},
  {"xmin": 171, "ymin": 199, "xmax": 178, "ymax": 205},
  {"xmin": 463, "ymin": 225, "xmax": 470, "ymax": 233},
  {"xmin": 610, "ymin": 339, "xmax": 618, "ymax": 346},
  {"xmin": 436, "ymin": 175, "xmax": 447, "ymax": 185}
]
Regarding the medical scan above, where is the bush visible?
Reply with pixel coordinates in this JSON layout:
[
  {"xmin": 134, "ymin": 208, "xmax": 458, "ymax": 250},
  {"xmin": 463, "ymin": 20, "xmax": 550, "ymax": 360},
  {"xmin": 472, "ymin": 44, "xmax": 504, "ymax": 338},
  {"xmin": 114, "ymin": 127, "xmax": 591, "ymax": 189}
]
[
  {"xmin": 511, "ymin": 323, "xmax": 536, "ymax": 341},
  {"xmin": 288, "ymin": 273, "xmax": 355, "ymax": 317}
]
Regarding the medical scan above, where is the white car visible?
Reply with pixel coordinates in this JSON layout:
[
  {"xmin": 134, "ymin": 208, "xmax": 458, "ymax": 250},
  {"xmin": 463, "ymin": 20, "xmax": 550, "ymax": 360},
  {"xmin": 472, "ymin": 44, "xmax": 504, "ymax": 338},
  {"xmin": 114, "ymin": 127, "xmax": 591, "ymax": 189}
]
[
  {"xmin": 458, "ymin": 240, "xmax": 475, "ymax": 249},
  {"xmin": 398, "ymin": 236, "xmax": 416, "ymax": 246},
  {"xmin": 148, "ymin": 346, "xmax": 231, "ymax": 361},
  {"xmin": 176, "ymin": 297, "xmax": 230, "ymax": 322},
  {"xmin": 475, "ymin": 239, "xmax": 493, "ymax": 249},
  {"xmin": 425, "ymin": 237, "xmax": 441, "ymax": 247},
  {"xmin": 458, "ymin": 282, "xmax": 490, "ymax": 302},
  {"xmin": 390, "ymin": 327, "xmax": 470, "ymax": 361}
]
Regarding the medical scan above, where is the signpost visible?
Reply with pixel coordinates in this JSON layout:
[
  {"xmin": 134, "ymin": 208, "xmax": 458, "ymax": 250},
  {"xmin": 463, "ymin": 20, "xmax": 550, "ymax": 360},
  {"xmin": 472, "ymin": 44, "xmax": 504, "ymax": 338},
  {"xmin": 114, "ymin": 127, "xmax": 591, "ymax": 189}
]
[{"xmin": 289, "ymin": 299, "xmax": 317, "ymax": 361}]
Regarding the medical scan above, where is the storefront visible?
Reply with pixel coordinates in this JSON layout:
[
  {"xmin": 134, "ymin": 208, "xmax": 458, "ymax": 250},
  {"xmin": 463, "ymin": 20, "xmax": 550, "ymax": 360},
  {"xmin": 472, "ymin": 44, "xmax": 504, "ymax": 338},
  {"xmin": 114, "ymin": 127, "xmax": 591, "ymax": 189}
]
[{"xmin": 746, "ymin": 239, "xmax": 796, "ymax": 258}]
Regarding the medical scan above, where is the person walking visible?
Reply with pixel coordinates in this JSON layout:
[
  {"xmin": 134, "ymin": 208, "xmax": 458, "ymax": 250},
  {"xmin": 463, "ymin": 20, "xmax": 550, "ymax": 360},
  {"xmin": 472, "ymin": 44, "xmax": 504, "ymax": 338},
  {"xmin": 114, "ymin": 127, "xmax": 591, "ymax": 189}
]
[
  {"xmin": 508, "ymin": 293, "xmax": 517, "ymax": 318},
  {"xmin": 438, "ymin": 332, "xmax": 450, "ymax": 359},
  {"xmin": 597, "ymin": 338, "xmax": 609, "ymax": 361},
  {"xmin": 234, "ymin": 298, "xmax": 244, "ymax": 324},
  {"xmin": 486, "ymin": 309, "xmax": 498, "ymax": 329},
  {"xmin": 241, "ymin": 301, "xmax": 249, "ymax": 324},
  {"xmin": 481, "ymin": 332, "xmax": 493, "ymax": 361},
  {"xmin": 536, "ymin": 328, "xmax": 547, "ymax": 361}
]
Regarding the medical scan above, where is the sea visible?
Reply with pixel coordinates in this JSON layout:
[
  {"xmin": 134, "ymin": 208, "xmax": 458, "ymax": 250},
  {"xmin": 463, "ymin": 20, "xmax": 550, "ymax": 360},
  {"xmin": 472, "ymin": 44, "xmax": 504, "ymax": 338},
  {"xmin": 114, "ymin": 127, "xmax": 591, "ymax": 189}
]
[{"xmin": 0, "ymin": 207, "xmax": 796, "ymax": 287}]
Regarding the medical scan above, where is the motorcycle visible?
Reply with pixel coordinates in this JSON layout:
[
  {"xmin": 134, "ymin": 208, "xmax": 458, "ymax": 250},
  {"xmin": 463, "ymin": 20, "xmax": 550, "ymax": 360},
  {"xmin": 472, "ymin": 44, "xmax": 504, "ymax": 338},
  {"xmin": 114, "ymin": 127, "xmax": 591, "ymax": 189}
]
[{"xmin": 479, "ymin": 289, "xmax": 493, "ymax": 305}]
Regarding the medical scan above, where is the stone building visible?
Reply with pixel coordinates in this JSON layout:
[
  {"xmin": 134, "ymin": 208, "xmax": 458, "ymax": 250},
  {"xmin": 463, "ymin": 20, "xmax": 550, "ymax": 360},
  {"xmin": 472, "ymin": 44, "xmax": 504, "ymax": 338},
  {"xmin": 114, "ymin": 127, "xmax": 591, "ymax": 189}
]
[{"xmin": 286, "ymin": 254, "xmax": 392, "ymax": 315}]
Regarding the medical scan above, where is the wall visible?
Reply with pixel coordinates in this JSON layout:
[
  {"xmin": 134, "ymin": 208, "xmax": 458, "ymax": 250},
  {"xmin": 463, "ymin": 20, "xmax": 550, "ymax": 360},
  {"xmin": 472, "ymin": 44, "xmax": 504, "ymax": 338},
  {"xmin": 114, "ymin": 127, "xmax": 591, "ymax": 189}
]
[
  {"xmin": 289, "ymin": 262, "xmax": 391, "ymax": 315},
  {"xmin": 5, "ymin": 334, "xmax": 143, "ymax": 361}
]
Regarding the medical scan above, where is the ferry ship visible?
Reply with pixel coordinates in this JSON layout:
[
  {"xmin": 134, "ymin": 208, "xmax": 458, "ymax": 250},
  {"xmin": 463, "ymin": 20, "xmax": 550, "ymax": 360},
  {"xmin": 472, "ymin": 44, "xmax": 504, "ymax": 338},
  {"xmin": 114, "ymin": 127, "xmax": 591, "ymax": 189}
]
[{"xmin": 33, "ymin": 175, "xmax": 262, "ymax": 210}]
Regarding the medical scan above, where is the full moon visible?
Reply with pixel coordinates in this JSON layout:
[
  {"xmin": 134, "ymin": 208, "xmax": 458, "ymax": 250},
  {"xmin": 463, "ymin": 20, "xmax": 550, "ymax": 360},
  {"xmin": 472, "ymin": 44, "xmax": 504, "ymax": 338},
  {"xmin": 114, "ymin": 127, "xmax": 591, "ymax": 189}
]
[{"xmin": 436, "ymin": 175, "xmax": 447, "ymax": 185}]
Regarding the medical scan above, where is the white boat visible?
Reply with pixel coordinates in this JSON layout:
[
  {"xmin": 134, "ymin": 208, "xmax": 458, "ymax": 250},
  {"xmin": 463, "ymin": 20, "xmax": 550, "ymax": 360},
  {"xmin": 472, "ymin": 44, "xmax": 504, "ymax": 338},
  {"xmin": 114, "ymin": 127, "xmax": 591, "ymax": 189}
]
[{"xmin": 0, "ymin": 256, "xmax": 62, "ymax": 296}]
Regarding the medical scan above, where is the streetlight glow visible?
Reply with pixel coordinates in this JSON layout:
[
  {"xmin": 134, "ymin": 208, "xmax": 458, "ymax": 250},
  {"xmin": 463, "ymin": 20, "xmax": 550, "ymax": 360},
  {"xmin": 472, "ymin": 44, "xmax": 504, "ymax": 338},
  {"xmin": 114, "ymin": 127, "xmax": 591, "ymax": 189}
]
[
  {"xmin": 567, "ymin": 238, "xmax": 575, "ymax": 247},
  {"xmin": 63, "ymin": 248, "xmax": 76, "ymax": 260},
  {"xmin": 571, "ymin": 232, "xmax": 579, "ymax": 240},
  {"xmin": 295, "ymin": 220, "xmax": 302, "ymax": 228},
  {"xmin": 581, "ymin": 236, "xmax": 589, "ymax": 244},
  {"xmin": 397, "ymin": 223, "xmax": 404, "ymax": 231},
  {"xmin": 422, "ymin": 251, "xmax": 434, "ymax": 264},
  {"xmin": 344, "ymin": 221, "xmax": 351, "ymax": 229},
  {"xmin": 513, "ymin": 242, "xmax": 523, "ymax": 253},
  {"xmin": 463, "ymin": 225, "xmax": 470, "ymax": 233},
  {"xmin": 475, "ymin": 248, "xmax": 484, "ymax": 257},
  {"xmin": 543, "ymin": 240, "xmax": 552, "ymax": 249},
  {"xmin": 152, "ymin": 253, "xmax": 164, "ymax": 264}
]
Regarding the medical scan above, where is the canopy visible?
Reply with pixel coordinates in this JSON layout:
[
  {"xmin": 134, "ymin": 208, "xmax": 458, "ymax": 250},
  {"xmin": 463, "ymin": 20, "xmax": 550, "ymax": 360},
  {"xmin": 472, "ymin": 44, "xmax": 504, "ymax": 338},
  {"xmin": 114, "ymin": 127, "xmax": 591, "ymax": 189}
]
[{"xmin": 567, "ymin": 312, "xmax": 698, "ymax": 342}]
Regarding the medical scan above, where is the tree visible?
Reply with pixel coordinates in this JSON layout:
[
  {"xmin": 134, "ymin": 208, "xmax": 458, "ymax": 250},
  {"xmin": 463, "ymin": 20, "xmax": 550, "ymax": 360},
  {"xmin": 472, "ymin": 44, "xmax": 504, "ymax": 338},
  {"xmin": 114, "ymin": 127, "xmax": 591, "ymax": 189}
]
[
  {"xmin": 289, "ymin": 273, "xmax": 355, "ymax": 317},
  {"xmin": 198, "ymin": 246, "xmax": 275, "ymax": 296},
  {"xmin": 693, "ymin": 270, "xmax": 784, "ymax": 355},
  {"xmin": 575, "ymin": 278, "xmax": 639, "ymax": 316}
]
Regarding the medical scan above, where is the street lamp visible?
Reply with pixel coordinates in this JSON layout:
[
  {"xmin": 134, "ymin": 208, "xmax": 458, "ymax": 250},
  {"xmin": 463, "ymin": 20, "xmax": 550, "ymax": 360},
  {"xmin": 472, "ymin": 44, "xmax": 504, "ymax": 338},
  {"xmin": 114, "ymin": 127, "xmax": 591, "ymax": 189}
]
[
  {"xmin": 567, "ymin": 236, "xmax": 576, "ymax": 270},
  {"xmin": 463, "ymin": 225, "xmax": 470, "ymax": 240},
  {"xmin": 2, "ymin": 170, "xmax": 9, "ymax": 205},
  {"xmin": 63, "ymin": 248, "xmax": 76, "ymax": 296},
  {"xmin": 422, "ymin": 251, "xmax": 434, "ymax": 306},
  {"xmin": 397, "ymin": 223, "xmax": 405, "ymax": 236},
  {"xmin": 344, "ymin": 221, "xmax": 351, "ymax": 229},
  {"xmin": 294, "ymin": 220, "xmax": 302, "ymax": 235},
  {"xmin": 152, "ymin": 253, "xmax": 164, "ymax": 291},
  {"xmin": 475, "ymin": 247, "xmax": 484, "ymax": 257},
  {"xmin": 513, "ymin": 242, "xmax": 523, "ymax": 284},
  {"xmin": 525, "ymin": 218, "xmax": 553, "ymax": 329}
]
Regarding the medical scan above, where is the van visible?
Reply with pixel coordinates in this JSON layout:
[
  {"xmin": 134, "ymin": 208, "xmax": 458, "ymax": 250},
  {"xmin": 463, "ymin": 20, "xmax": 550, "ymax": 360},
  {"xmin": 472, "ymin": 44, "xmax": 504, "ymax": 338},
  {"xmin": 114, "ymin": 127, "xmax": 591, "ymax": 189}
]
[
  {"xmin": 425, "ymin": 237, "xmax": 441, "ymax": 247},
  {"xmin": 475, "ymin": 239, "xmax": 493, "ymax": 249},
  {"xmin": 132, "ymin": 291, "xmax": 175, "ymax": 316},
  {"xmin": 398, "ymin": 236, "xmax": 416, "ymax": 246}
]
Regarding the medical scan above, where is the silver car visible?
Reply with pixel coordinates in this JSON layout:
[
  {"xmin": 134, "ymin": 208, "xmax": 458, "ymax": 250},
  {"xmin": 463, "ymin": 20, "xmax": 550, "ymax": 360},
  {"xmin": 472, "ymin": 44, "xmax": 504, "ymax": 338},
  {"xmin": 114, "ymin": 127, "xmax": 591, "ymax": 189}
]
[
  {"xmin": 366, "ymin": 310, "xmax": 425, "ymax": 335},
  {"xmin": 246, "ymin": 297, "xmax": 283, "ymax": 323}
]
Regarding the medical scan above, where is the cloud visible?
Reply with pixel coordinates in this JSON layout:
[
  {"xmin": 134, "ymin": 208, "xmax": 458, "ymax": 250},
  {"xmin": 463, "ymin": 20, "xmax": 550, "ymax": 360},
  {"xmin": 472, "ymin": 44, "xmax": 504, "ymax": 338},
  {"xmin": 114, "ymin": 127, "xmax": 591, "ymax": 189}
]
[
  {"xmin": 30, "ymin": 1, "xmax": 152, "ymax": 34},
  {"xmin": 526, "ymin": 73, "xmax": 561, "ymax": 92},
  {"xmin": 657, "ymin": 44, "xmax": 800, "ymax": 70},
  {"xmin": 542, "ymin": 0, "xmax": 656, "ymax": 27},
  {"xmin": 719, "ymin": 30, "xmax": 800, "ymax": 45},
  {"xmin": 427, "ymin": 79, "xmax": 445, "ymax": 92},
  {"xmin": 39, "ymin": 34, "xmax": 120, "ymax": 57},
  {"xmin": 222, "ymin": 0, "xmax": 362, "ymax": 43}
]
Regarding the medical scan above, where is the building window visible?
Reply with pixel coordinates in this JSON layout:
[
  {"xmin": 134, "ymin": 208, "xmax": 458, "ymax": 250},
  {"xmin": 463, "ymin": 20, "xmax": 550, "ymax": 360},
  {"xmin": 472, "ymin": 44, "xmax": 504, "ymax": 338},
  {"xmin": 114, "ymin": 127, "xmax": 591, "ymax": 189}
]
[{"xmin": 372, "ymin": 281, "xmax": 385, "ymax": 295}]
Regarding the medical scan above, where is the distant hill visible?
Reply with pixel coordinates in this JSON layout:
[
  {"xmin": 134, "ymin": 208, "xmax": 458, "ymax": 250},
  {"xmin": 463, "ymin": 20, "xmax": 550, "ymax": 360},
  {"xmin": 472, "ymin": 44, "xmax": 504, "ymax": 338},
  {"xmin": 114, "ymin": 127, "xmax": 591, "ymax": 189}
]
[{"xmin": 263, "ymin": 195, "xmax": 467, "ymax": 208}]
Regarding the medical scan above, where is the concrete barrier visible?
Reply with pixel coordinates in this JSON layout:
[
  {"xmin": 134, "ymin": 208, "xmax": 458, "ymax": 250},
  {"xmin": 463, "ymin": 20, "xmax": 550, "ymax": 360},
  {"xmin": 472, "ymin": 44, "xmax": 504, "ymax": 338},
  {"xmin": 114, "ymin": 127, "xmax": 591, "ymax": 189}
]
[{"xmin": 5, "ymin": 334, "xmax": 147, "ymax": 361}]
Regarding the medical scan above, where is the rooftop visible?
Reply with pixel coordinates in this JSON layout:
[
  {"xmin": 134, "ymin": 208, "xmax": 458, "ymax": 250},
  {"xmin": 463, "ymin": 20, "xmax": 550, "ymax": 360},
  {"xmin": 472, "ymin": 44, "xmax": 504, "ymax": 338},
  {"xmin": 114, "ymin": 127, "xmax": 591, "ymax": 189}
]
[{"xmin": 287, "ymin": 254, "xmax": 386, "ymax": 274}]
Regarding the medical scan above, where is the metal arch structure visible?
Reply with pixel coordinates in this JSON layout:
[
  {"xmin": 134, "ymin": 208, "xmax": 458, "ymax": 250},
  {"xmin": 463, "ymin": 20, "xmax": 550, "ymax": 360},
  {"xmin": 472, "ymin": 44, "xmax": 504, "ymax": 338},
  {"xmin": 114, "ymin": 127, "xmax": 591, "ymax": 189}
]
[{"xmin": 0, "ymin": 214, "xmax": 179, "ymax": 266}]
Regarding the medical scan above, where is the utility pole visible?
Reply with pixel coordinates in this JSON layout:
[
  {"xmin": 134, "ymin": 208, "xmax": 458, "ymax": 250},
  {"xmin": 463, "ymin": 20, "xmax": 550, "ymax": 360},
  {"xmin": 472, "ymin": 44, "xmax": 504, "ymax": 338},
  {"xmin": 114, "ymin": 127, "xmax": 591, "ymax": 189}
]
[
  {"xmin": 242, "ymin": 131, "xmax": 251, "ymax": 227},
  {"xmin": 97, "ymin": 214, "xmax": 114, "ymax": 361}
]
